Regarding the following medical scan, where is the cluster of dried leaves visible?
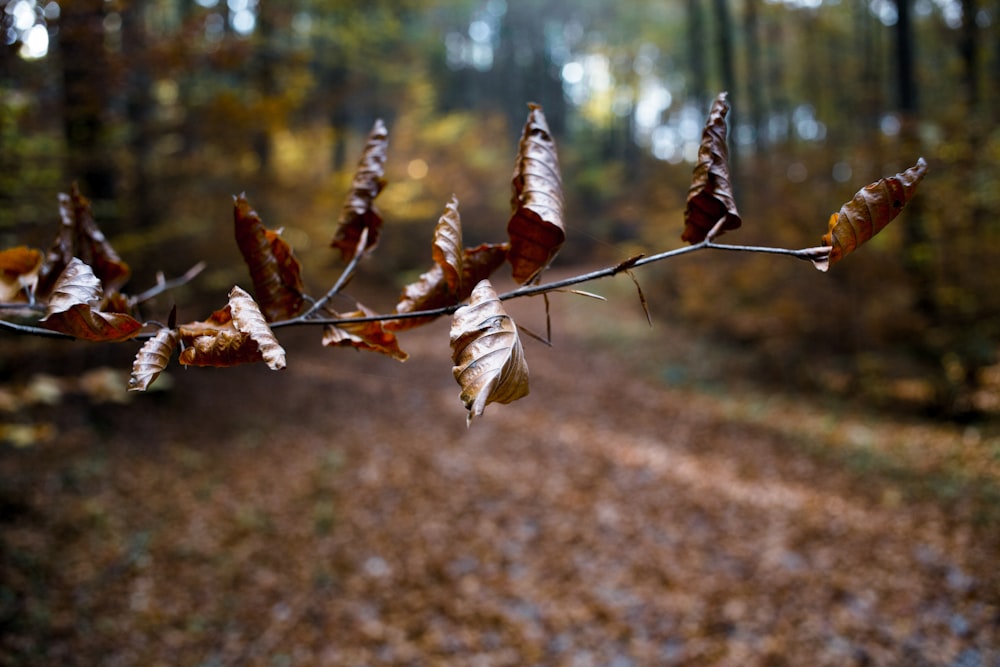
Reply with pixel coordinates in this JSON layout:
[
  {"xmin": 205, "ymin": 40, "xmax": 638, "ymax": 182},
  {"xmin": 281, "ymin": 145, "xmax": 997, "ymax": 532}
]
[{"xmin": 0, "ymin": 93, "xmax": 927, "ymax": 424}]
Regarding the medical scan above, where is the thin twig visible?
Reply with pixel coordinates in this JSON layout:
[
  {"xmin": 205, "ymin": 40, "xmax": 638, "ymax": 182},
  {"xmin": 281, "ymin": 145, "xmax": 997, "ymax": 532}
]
[
  {"xmin": 296, "ymin": 226, "xmax": 369, "ymax": 321},
  {"xmin": 129, "ymin": 261, "xmax": 207, "ymax": 307},
  {"xmin": 705, "ymin": 241, "xmax": 831, "ymax": 261},
  {"xmin": 2, "ymin": 234, "xmax": 833, "ymax": 337},
  {"xmin": 0, "ymin": 318, "xmax": 75, "ymax": 339}
]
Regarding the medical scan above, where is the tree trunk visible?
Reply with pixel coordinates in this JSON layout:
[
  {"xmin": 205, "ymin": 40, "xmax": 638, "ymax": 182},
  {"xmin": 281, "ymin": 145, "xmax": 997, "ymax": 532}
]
[
  {"xmin": 59, "ymin": 0, "xmax": 117, "ymax": 204},
  {"xmin": 686, "ymin": 0, "xmax": 709, "ymax": 110},
  {"xmin": 121, "ymin": 0, "xmax": 156, "ymax": 231},
  {"xmin": 743, "ymin": 0, "xmax": 765, "ymax": 152}
]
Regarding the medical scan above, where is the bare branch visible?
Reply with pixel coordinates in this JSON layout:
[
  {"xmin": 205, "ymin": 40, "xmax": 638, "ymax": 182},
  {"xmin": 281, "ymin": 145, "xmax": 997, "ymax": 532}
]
[{"xmin": 128, "ymin": 261, "xmax": 207, "ymax": 307}]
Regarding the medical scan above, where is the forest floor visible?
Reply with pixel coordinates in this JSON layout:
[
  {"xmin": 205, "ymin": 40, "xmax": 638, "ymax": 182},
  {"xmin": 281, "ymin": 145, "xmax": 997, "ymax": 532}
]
[{"xmin": 1, "ymin": 273, "xmax": 999, "ymax": 667}]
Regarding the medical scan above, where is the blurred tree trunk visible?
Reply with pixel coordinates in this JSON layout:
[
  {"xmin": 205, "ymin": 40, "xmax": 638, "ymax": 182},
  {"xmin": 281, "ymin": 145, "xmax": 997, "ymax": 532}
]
[
  {"xmin": 958, "ymin": 0, "xmax": 979, "ymax": 108},
  {"xmin": 59, "ymin": 0, "xmax": 117, "ymax": 203},
  {"xmin": 121, "ymin": 0, "xmax": 156, "ymax": 230},
  {"xmin": 686, "ymin": 0, "xmax": 708, "ymax": 110},
  {"xmin": 712, "ymin": 0, "xmax": 738, "ymax": 187},
  {"xmin": 854, "ymin": 0, "xmax": 882, "ymax": 152},
  {"xmin": 742, "ymin": 0, "xmax": 764, "ymax": 152},
  {"xmin": 252, "ymin": 2, "xmax": 277, "ymax": 174}
]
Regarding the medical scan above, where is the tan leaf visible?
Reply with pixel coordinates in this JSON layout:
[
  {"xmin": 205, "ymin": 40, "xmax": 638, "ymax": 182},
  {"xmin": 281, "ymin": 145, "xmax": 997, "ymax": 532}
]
[
  {"xmin": 682, "ymin": 92, "xmax": 742, "ymax": 244},
  {"xmin": 450, "ymin": 279, "xmax": 530, "ymax": 425},
  {"xmin": 38, "ymin": 184, "xmax": 131, "ymax": 298},
  {"xmin": 387, "ymin": 242, "xmax": 509, "ymax": 331},
  {"xmin": 177, "ymin": 287, "xmax": 286, "ymax": 369},
  {"xmin": 813, "ymin": 157, "xmax": 929, "ymax": 272},
  {"xmin": 321, "ymin": 303, "xmax": 408, "ymax": 361},
  {"xmin": 228, "ymin": 286, "xmax": 286, "ymax": 370},
  {"xmin": 330, "ymin": 119, "xmax": 388, "ymax": 260},
  {"xmin": 432, "ymin": 195, "xmax": 464, "ymax": 294},
  {"xmin": 233, "ymin": 194, "xmax": 307, "ymax": 321},
  {"xmin": 39, "ymin": 258, "xmax": 142, "ymax": 342},
  {"xmin": 127, "ymin": 327, "xmax": 179, "ymax": 392},
  {"xmin": 507, "ymin": 103, "xmax": 565, "ymax": 284},
  {"xmin": 0, "ymin": 246, "xmax": 42, "ymax": 302}
]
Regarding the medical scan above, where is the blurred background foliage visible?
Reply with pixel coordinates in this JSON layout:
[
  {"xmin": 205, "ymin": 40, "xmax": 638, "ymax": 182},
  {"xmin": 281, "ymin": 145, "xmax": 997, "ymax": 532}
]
[{"xmin": 1, "ymin": 0, "xmax": 999, "ymax": 418}]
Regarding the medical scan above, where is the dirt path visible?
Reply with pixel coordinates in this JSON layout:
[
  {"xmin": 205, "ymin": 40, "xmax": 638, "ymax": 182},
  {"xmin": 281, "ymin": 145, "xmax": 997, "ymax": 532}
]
[{"xmin": 2, "ymin": 310, "xmax": 998, "ymax": 666}]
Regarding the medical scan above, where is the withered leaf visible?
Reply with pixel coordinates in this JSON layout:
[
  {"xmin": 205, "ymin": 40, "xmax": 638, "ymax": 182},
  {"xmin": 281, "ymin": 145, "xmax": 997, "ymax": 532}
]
[
  {"xmin": 433, "ymin": 196, "xmax": 464, "ymax": 294},
  {"xmin": 321, "ymin": 303, "xmax": 408, "ymax": 361},
  {"xmin": 178, "ymin": 287, "xmax": 286, "ymax": 369},
  {"xmin": 813, "ymin": 157, "xmax": 929, "ymax": 272},
  {"xmin": 128, "ymin": 327, "xmax": 179, "ymax": 392},
  {"xmin": 233, "ymin": 193, "xmax": 307, "ymax": 321},
  {"xmin": 387, "ymin": 242, "xmax": 509, "ymax": 332},
  {"xmin": 0, "ymin": 246, "xmax": 42, "ymax": 302},
  {"xmin": 682, "ymin": 92, "xmax": 742, "ymax": 244},
  {"xmin": 450, "ymin": 279, "xmax": 530, "ymax": 425},
  {"xmin": 40, "ymin": 258, "xmax": 142, "ymax": 342},
  {"xmin": 507, "ymin": 103, "xmax": 565, "ymax": 284},
  {"xmin": 37, "ymin": 184, "xmax": 131, "ymax": 298},
  {"xmin": 330, "ymin": 119, "xmax": 388, "ymax": 261}
]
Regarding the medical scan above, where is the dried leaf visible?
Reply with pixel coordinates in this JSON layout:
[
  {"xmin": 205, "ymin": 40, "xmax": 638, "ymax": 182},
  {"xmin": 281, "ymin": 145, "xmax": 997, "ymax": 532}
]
[
  {"xmin": 682, "ymin": 92, "xmax": 742, "ymax": 244},
  {"xmin": 39, "ymin": 258, "xmax": 142, "ymax": 342},
  {"xmin": 178, "ymin": 287, "xmax": 286, "ymax": 369},
  {"xmin": 228, "ymin": 286, "xmax": 287, "ymax": 370},
  {"xmin": 0, "ymin": 246, "xmax": 42, "ymax": 302},
  {"xmin": 127, "ymin": 327, "xmax": 179, "ymax": 391},
  {"xmin": 432, "ymin": 196, "xmax": 464, "ymax": 294},
  {"xmin": 331, "ymin": 119, "xmax": 388, "ymax": 260},
  {"xmin": 387, "ymin": 242, "xmax": 509, "ymax": 331},
  {"xmin": 813, "ymin": 157, "xmax": 929, "ymax": 272},
  {"xmin": 321, "ymin": 303, "xmax": 408, "ymax": 361},
  {"xmin": 37, "ymin": 184, "xmax": 131, "ymax": 297},
  {"xmin": 450, "ymin": 280, "xmax": 530, "ymax": 425},
  {"xmin": 233, "ymin": 194, "xmax": 307, "ymax": 321},
  {"xmin": 507, "ymin": 103, "xmax": 565, "ymax": 284}
]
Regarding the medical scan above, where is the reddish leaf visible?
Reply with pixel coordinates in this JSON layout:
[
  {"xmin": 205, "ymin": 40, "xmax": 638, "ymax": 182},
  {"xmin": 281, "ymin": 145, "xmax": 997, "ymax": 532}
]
[
  {"xmin": 37, "ymin": 184, "xmax": 131, "ymax": 298},
  {"xmin": 321, "ymin": 302, "xmax": 408, "ymax": 361},
  {"xmin": 432, "ymin": 196, "xmax": 464, "ymax": 294},
  {"xmin": 507, "ymin": 104, "xmax": 565, "ymax": 284},
  {"xmin": 128, "ymin": 327, "xmax": 179, "ymax": 392},
  {"xmin": 0, "ymin": 246, "xmax": 42, "ymax": 302},
  {"xmin": 233, "ymin": 194, "xmax": 307, "ymax": 321},
  {"xmin": 387, "ymin": 242, "xmax": 509, "ymax": 332},
  {"xmin": 178, "ymin": 287, "xmax": 286, "ymax": 369},
  {"xmin": 39, "ymin": 258, "xmax": 142, "ymax": 342},
  {"xmin": 813, "ymin": 158, "xmax": 929, "ymax": 272},
  {"xmin": 330, "ymin": 119, "xmax": 388, "ymax": 260},
  {"xmin": 682, "ymin": 92, "xmax": 742, "ymax": 244},
  {"xmin": 450, "ymin": 279, "xmax": 530, "ymax": 425}
]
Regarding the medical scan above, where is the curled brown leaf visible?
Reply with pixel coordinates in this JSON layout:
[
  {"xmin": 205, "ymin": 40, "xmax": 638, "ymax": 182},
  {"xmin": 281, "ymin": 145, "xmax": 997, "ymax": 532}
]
[
  {"xmin": 507, "ymin": 103, "xmax": 565, "ymax": 284},
  {"xmin": 321, "ymin": 302, "xmax": 408, "ymax": 361},
  {"xmin": 450, "ymin": 280, "xmax": 530, "ymax": 425},
  {"xmin": 233, "ymin": 194, "xmax": 307, "ymax": 321},
  {"xmin": 38, "ymin": 184, "xmax": 131, "ymax": 298},
  {"xmin": 387, "ymin": 242, "xmax": 509, "ymax": 332},
  {"xmin": 177, "ymin": 287, "xmax": 286, "ymax": 369},
  {"xmin": 128, "ymin": 327, "xmax": 179, "ymax": 391},
  {"xmin": 228, "ymin": 286, "xmax": 286, "ymax": 370},
  {"xmin": 682, "ymin": 92, "xmax": 742, "ymax": 244},
  {"xmin": 39, "ymin": 258, "xmax": 142, "ymax": 342},
  {"xmin": 813, "ymin": 157, "xmax": 929, "ymax": 272},
  {"xmin": 432, "ymin": 196, "xmax": 464, "ymax": 294},
  {"xmin": 330, "ymin": 119, "xmax": 388, "ymax": 261}
]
